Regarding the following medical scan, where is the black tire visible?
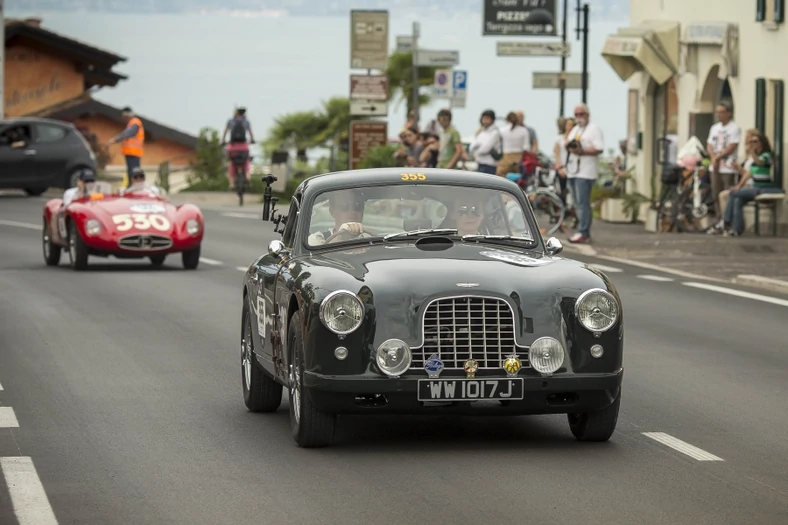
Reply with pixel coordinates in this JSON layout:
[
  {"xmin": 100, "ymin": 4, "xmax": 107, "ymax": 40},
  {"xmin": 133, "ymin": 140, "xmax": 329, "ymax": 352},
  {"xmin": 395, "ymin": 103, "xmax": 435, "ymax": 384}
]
[
  {"xmin": 241, "ymin": 298, "xmax": 283, "ymax": 412},
  {"xmin": 149, "ymin": 255, "xmax": 166, "ymax": 267},
  {"xmin": 567, "ymin": 390, "xmax": 621, "ymax": 442},
  {"xmin": 42, "ymin": 219, "xmax": 61, "ymax": 266},
  {"xmin": 182, "ymin": 245, "xmax": 200, "ymax": 270},
  {"xmin": 67, "ymin": 223, "xmax": 89, "ymax": 270},
  {"xmin": 25, "ymin": 188, "xmax": 47, "ymax": 197},
  {"xmin": 288, "ymin": 311, "xmax": 336, "ymax": 448}
]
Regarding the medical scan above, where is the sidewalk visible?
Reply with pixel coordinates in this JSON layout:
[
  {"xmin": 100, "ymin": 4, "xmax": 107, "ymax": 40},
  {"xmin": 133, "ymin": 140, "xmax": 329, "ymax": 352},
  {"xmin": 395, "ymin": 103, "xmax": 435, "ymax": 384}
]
[{"xmin": 556, "ymin": 220, "xmax": 788, "ymax": 293}]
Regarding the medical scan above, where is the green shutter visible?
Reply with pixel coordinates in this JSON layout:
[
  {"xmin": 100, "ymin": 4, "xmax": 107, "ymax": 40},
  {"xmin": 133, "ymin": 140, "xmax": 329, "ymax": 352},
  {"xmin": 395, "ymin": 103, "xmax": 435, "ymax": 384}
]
[
  {"xmin": 776, "ymin": 0, "xmax": 785, "ymax": 23},
  {"xmin": 773, "ymin": 80, "xmax": 784, "ymax": 189},
  {"xmin": 758, "ymin": 0, "xmax": 767, "ymax": 21},
  {"xmin": 756, "ymin": 78, "xmax": 767, "ymax": 133}
]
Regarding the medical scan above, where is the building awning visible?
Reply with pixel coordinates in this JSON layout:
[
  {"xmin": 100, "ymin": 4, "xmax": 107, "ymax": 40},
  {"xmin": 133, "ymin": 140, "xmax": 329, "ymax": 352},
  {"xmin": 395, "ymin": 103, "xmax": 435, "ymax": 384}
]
[{"xmin": 601, "ymin": 20, "xmax": 680, "ymax": 85}]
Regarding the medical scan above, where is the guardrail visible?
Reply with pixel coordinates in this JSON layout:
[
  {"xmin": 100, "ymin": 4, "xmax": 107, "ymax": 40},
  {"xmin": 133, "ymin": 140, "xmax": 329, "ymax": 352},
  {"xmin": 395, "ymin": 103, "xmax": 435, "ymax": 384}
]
[{"xmin": 157, "ymin": 152, "xmax": 198, "ymax": 194}]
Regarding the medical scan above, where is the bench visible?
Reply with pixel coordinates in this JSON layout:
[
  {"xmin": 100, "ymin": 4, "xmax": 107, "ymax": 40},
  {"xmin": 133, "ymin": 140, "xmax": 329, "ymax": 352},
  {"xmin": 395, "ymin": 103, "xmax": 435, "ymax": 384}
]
[{"xmin": 748, "ymin": 192, "xmax": 786, "ymax": 236}]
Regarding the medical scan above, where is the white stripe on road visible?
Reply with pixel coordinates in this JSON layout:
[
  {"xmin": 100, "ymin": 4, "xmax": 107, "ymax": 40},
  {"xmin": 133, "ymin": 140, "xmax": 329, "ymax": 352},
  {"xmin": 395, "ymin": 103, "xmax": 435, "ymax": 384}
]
[
  {"xmin": 0, "ymin": 407, "xmax": 20, "ymax": 427},
  {"xmin": 0, "ymin": 457, "xmax": 59, "ymax": 525},
  {"xmin": 683, "ymin": 282, "xmax": 788, "ymax": 307},
  {"xmin": 589, "ymin": 264, "xmax": 623, "ymax": 273},
  {"xmin": 642, "ymin": 432, "xmax": 724, "ymax": 461},
  {"xmin": 637, "ymin": 275, "xmax": 674, "ymax": 282},
  {"xmin": 220, "ymin": 212, "xmax": 259, "ymax": 219},
  {"xmin": 0, "ymin": 381, "xmax": 3, "ymax": 390},
  {"xmin": 199, "ymin": 257, "xmax": 223, "ymax": 266},
  {"xmin": 236, "ymin": 266, "xmax": 248, "ymax": 272},
  {"xmin": 0, "ymin": 220, "xmax": 39, "ymax": 230}
]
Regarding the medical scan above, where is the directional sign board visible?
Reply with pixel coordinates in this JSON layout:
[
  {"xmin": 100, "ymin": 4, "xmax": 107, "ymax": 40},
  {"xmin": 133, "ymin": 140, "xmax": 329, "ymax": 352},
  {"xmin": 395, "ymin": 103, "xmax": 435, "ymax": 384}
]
[
  {"xmin": 532, "ymin": 71, "xmax": 587, "ymax": 90},
  {"xmin": 415, "ymin": 49, "xmax": 460, "ymax": 67},
  {"xmin": 497, "ymin": 40, "xmax": 570, "ymax": 57},
  {"xmin": 349, "ymin": 121, "xmax": 388, "ymax": 170},
  {"xmin": 396, "ymin": 35, "xmax": 413, "ymax": 52},
  {"xmin": 350, "ymin": 10, "xmax": 389, "ymax": 70},
  {"xmin": 350, "ymin": 75, "xmax": 388, "ymax": 101},
  {"xmin": 433, "ymin": 69, "xmax": 452, "ymax": 98},
  {"xmin": 350, "ymin": 99, "xmax": 388, "ymax": 116},
  {"xmin": 451, "ymin": 70, "xmax": 467, "ymax": 108},
  {"xmin": 483, "ymin": 0, "xmax": 557, "ymax": 37}
]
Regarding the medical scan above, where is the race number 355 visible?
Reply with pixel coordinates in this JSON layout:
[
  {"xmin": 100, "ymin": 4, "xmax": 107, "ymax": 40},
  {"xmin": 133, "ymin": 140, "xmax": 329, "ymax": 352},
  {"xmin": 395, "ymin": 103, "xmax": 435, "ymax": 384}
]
[{"xmin": 113, "ymin": 213, "xmax": 170, "ymax": 232}]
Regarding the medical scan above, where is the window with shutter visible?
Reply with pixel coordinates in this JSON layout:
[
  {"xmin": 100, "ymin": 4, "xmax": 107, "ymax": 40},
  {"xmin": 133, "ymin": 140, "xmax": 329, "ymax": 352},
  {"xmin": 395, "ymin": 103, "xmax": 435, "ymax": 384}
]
[
  {"xmin": 756, "ymin": 78, "xmax": 767, "ymax": 133},
  {"xmin": 772, "ymin": 80, "xmax": 784, "ymax": 188}
]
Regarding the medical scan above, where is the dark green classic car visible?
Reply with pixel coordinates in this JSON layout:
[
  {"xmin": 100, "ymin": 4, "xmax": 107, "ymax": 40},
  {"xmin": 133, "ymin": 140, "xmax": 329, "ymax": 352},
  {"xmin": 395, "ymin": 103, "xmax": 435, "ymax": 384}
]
[{"xmin": 240, "ymin": 169, "xmax": 624, "ymax": 448}]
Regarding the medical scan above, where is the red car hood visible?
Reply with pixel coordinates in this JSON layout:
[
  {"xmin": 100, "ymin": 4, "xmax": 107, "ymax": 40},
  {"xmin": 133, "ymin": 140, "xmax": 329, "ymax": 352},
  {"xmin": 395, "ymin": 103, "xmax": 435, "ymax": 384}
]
[{"xmin": 80, "ymin": 196, "xmax": 180, "ymax": 234}]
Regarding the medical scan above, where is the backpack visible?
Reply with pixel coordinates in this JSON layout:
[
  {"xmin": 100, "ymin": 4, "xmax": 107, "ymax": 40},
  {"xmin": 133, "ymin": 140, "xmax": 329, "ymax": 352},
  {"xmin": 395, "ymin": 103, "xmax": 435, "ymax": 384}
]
[
  {"xmin": 229, "ymin": 119, "xmax": 247, "ymax": 143},
  {"xmin": 491, "ymin": 129, "xmax": 503, "ymax": 161}
]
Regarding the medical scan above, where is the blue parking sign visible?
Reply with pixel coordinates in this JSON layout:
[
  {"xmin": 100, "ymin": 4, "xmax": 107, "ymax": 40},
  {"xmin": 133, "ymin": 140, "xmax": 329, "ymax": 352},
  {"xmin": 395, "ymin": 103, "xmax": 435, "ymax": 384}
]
[{"xmin": 453, "ymin": 70, "xmax": 467, "ymax": 90}]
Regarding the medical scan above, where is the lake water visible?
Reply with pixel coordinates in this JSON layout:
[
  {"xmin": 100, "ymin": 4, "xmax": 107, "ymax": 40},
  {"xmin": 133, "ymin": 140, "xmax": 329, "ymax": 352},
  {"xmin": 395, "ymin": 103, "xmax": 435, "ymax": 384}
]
[{"xmin": 7, "ymin": 10, "xmax": 630, "ymax": 156}]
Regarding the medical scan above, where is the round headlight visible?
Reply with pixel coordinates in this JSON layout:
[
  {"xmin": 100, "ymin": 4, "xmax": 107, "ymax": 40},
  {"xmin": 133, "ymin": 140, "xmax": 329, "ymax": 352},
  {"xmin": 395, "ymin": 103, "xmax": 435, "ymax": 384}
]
[
  {"xmin": 375, "ymin": 339, "xmax": 411, "ymax": 377},
  {"xmin": 85, "ymin": 219, "xmax": 102, "ymax": 235},
  {"xmin": 186, "ymin": 219, "xmax": 200, "ymax": 235},
  {"xmin": 529, "ymin": 337, "xmax": 565, "ymax": 375},
  {"xmin": 319, "ymin": 290, "xmax": 364, "ymax": 335},
  {"xmin": 575, "ymin": 288, "xmax": 619, "ymax": 332}
]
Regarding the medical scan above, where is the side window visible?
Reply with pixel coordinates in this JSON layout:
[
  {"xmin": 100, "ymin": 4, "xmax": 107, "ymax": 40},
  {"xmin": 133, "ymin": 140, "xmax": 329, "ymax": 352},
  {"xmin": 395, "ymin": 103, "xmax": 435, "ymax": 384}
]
[
  {"xmin": 35, "ymin": 124, "xmax": 67, "ymax": 143},
  {"xmin": 280, "ymin": 198, "xmax": 300, "ymax": 248}
]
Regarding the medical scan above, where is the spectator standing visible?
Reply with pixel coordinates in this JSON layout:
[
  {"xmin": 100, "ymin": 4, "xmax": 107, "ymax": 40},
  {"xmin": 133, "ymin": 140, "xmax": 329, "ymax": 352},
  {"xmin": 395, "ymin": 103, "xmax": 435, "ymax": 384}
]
[
  {"xmin": 708, "ymin": 127, "xmax": 758, "ymax": 234},
  {"xmin": 706, "ymin": 100, "xmax": 742, "ymax": 219},
  {"xmin": 496, "ymin": 112, "xmax": 531, "ymax": 176},
  {"xmin": 108, "ymin": 107, "xmax": 145, "ymax": 189},
  {"xmin": 394, "ymin": 126, "xmax": 424, "ymax": 167},
  {"xmin": 553, "ymin": 116, "xmax": 575, "ymax": 202},
  {"xmin": 436, "ymin": 109, "xmax": 465, "ymax": 169},
  {"xmin": 515, "ymin": 110, "xmax": 539, "ymax": 153},
  {"xmin": 469, "ymin": 109, "xmax": 501, "ymax": 174},
  {"xmin": 565, "ymin": 103, "xmax": 604, "ymax": 244}
]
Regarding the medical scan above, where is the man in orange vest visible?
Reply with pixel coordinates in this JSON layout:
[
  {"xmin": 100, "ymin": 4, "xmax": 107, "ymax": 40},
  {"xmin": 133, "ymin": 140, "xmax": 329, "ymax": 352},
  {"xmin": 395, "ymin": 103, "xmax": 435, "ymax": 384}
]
[{"xmin": 109, "ymin": 106, "xmax": 145, "ymax": 188}]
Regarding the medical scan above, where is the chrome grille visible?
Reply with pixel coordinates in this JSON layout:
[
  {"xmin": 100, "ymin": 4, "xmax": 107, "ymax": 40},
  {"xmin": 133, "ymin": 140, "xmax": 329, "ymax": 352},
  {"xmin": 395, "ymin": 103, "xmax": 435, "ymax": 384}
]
[
  {"xmin": 118, "ymin": 234, "xmax": 172, "ymax": 251},
  {"xmin": 411, "ymin": 296, "xmax": 527, "ymax": 370}
]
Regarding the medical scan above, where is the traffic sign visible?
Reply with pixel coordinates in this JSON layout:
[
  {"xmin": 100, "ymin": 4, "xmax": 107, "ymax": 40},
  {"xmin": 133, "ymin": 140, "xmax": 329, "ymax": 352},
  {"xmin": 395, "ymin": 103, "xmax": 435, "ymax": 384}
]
[
  {"xmin": 350, "ymin": 10, "xmax": 389, "ymax": 70},
  {"xmin": 483, "ymin": 0, "xmax": 557, "ymax": 36},
  {"xmin": 349, "ymin": 121, "xmax": 388, "ymax": 170},
  {"xmin": 349, "ymin": 99, "xmax": 388, "ymax": 116},
  {"xmin": 396, "ymin": 35, "xmax": 413, "ymax": 52},
  {"xmin": 433, "ymin": 69, "xmax": 452, "ymax": 98},
  {"xmin": 532, "ymin": 71, "xmax": 587, "ymax": 90},
  {"xmin": 415, "ymin": 49, "xmax": 460, "ymax": 67},
  {"xmin": 451, "ymin": 70, "xmax": 467, "ymax": 108},
  {"xmin": 349, "ymin": 75, "xmax": 388, "ymax": 101},
  {"xmin": 497, "ymin": 41, "xmax": 571, "ymax": 57}
]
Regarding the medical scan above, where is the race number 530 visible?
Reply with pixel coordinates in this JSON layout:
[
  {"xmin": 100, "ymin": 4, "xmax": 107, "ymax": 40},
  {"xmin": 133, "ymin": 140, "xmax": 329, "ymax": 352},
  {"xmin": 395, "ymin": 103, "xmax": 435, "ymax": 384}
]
[{"xmin": 113, "ymin": 213, "xmax": 170, "ymax": 232}]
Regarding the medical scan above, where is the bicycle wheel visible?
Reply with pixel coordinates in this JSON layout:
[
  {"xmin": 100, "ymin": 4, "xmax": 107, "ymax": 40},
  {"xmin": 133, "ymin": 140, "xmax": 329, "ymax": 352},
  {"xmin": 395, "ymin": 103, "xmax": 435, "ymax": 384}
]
[
  {"xmin": 235, "ymin": 167, "xmax": 245, "ymax": 206},
  {"xmin": 528, "ymin": 188, "xmax": 566, "ymax": 236}
]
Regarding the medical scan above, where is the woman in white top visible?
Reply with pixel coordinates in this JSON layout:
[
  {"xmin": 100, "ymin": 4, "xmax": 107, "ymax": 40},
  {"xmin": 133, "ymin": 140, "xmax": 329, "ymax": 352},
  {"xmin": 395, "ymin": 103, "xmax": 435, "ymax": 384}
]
[
  {"xmin": 553, "ymin": 117, "xmax": 575, "ymax": 203},
  {"xmin": 496, "ymin": 112, "xmax": 531, "ymax": 176},
  {"xmin": 469, "ymin": 109, "xmax": 500, "ymax": 175}
]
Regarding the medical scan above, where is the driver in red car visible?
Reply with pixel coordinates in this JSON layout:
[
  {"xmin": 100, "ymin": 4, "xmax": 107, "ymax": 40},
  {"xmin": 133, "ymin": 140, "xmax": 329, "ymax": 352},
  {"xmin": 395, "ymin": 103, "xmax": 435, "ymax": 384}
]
[
  {"xmin": 124, "ymin": 167, "xmax": 162, "ymax": 197},
  {"xmin": 308, "ymin": 190, "xmax": 366, "ymax": 245},
  {"xmin": 62, "ymin": 169, "xmax": 98, "ymax": 207}
]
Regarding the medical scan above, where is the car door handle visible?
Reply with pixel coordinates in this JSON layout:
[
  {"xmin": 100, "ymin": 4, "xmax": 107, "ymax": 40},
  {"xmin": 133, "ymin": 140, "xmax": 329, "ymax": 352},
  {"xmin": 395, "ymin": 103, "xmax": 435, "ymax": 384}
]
[{"xmin": 24, "ymin": 150, "xmax": 36, "ymax": 155}]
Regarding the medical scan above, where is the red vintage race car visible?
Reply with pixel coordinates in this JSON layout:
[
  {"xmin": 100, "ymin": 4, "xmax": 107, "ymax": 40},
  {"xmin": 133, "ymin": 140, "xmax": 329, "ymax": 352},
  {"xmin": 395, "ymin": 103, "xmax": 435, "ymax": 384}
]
[{"xmin": 42, "ymin": 182, "xmax": 204, "ymax": 270}]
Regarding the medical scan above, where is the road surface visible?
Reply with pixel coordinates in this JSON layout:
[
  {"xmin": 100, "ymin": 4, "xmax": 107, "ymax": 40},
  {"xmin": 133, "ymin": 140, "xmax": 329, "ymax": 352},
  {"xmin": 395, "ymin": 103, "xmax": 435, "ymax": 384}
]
[{"xmin": 1, "ymin": 193, "xmax": 786, "ymax": 525}]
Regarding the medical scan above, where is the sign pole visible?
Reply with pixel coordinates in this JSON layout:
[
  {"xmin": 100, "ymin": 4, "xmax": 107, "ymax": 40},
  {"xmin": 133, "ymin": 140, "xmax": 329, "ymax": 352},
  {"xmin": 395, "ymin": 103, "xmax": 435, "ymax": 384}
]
[
  {"xmin": 559, "ymin": 0, "xmax": 568, "ymax": 115},
  {"xmin": 0, "ymin": 0, "xmax": 5, "ymax": 119},
  {"xmin": 411, "ymin": 21, "xmax": 420, "ymax": 126},
  {"xmin": 582, "ymin": 3, "xmax": 589, "ymax": 104}
]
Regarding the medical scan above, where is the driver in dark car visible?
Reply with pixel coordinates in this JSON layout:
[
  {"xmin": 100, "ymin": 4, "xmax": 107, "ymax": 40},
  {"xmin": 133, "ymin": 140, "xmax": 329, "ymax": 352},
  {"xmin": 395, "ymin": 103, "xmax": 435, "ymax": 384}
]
[
  {"xmin": 308, "ymin": 190, "xmax": 367, "ymax": 245},
  {"xmin": 439, "ymin": 197, "xmax": 487, "ymax": 235}
]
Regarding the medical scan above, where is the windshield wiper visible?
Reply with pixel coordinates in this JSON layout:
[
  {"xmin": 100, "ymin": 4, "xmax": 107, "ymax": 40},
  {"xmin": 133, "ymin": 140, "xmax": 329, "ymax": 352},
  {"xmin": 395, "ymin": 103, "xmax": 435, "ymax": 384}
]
[
  {"xmin": 461, "ymin": 234, "xmax": 534, "ymax": 242},
  {"xmin": 383, "ymin": 228, "xmax": 458, "ymax": 241}
]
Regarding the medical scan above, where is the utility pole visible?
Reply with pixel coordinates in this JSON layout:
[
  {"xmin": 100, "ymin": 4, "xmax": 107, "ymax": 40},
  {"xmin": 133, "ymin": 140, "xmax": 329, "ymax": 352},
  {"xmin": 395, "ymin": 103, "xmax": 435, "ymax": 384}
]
[
  {"xmin": 411, "ymin": 21, "xmax": 420, "ymax": 127},
  {"xmin": 575, "ymin": 1, "xmax": 589, "ymax": 104},
  {"xmin": 0, "ymin": 0, "xmax": 5, "ymax": 119},
  {"xmin": 559, "ymin": 0, "xmax": 568, "ymax": 115}
]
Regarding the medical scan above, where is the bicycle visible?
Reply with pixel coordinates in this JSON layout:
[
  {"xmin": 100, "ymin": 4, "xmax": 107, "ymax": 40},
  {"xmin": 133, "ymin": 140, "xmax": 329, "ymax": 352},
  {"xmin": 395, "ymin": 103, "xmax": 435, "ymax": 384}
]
[
  {"xmin": 223, "ymin": 142, "xmax": 253, "ymax": 206},
  {"xmin": 522, "ymin": 167, "xmax": 567, "ymax": 236},
  {"xmin": 669, "ymin": 165, "xmax": 714, "ymax": 233}
]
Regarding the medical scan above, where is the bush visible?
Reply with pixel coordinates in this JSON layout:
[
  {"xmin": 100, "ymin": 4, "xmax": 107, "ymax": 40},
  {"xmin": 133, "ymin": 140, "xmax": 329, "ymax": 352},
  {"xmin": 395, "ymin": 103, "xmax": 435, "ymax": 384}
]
[
  {"xmin": 189, "ymin": 127, "xmax": 225, "ymax": 182},
  {"xmin": 357, "ymin": 144, "xmax": 399, "ymax": 169}
]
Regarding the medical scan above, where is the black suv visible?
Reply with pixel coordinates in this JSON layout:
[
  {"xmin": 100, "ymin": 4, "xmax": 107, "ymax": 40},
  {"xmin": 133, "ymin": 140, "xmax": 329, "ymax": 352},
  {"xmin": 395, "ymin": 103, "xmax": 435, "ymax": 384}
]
[{"xmin": 0, "ymin": 117, "xmax": 98, "ymax": 196}]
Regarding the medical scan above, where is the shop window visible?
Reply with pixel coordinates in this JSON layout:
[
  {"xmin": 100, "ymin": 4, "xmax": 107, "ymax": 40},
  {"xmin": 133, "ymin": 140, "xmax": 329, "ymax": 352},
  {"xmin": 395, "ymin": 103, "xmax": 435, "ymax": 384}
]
[{"xmin": 757, "ymin": 0, "xmax": 784, "ymax": 24}]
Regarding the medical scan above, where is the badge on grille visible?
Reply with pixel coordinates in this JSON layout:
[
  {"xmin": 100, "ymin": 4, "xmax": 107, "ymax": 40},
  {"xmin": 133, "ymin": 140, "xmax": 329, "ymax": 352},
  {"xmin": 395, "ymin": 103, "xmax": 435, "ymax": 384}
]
[
  {"xmin": 464, "ymin": 359, "xmax": 478, "ymax": 378},
  {"xmin": 424, "ymin": 353, "xmax": 444, "ymax": 378},
  {"xmin": 502, "ymin": 354, "xmax": 522, "ymax": 378}
]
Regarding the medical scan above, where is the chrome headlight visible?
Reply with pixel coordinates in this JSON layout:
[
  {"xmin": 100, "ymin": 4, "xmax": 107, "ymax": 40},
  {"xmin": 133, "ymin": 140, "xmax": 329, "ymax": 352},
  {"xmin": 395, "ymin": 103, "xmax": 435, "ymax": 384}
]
[
  {"xmin": 375, "ymin": 339, "xmax": 411, "ymax": 377},
  {"xmin": 319, "ymin": 290, "xmax": 364, "ymax": 335},
  {"xmin": 85, "ymin": 219, "xmax": 102, "ymax": 235},
  {"xmin": 186, "ymin": 219, "xmax": 201, "ymax": 235},
  {"xmin": 529, "ymin": 337, "xmax": 565, "ymax": 375},
  {"xmin": 575, "ymin": 288, "xmax": 619, "ymax": 332}
]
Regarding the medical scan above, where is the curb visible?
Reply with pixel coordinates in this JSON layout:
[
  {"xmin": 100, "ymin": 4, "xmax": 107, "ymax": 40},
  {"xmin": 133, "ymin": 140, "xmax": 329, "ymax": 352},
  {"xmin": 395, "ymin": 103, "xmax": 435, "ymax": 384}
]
[{"xmin": 733, "ymin": 274, "xmax": 788, "ymax": 295}]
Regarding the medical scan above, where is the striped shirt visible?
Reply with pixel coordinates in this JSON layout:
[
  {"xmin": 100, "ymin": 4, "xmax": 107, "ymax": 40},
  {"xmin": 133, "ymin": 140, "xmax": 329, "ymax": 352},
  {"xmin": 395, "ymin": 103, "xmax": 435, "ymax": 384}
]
[{"xmin": 750, "ymin": 152, "xmax": 774, "ymax": 187}]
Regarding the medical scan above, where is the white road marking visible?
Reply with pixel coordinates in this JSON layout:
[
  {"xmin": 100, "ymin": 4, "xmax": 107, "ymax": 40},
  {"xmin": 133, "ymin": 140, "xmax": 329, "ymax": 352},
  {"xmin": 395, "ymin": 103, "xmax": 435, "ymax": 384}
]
[
  {"xmin": 589, "ymin": 264, "xmax": 623, "ymax": 273},
  {"xmin": 0, "ymin": 220, "xmax": 39, "ymax": 230},
  {"xmin": 220, "ymin": 212, "xmax": 259, "ymax": 219},
  {"xmin": 199, "ymin": 257, "xmax": 223, "ymax": 266},
  {"xmin": 642, "ymin": 432, "xmax": 724, "ymax": 461},
  {"xmin": 236, "ymin": 266, "xmax": 248, "ymax": 272},
  {"xmin": 0, "ymin": 457, "xmax": 59, "ymax": 525},
  {"xmin": 595, "ymin": 255, "xmax": 725, "ymax": 282},
  {"xmin": 0, "ymin": 407, "xmax": 20, "ymax": 427},
  {"xmin": 0, "ymin": 381, "xmax": 3, "ymax": 390},
  {"xmin": 683, "ymin": 282, "xmax": 788, "ymax": 307},
  {"xmin": 637, "ymin": 274, "xmax": 674, "ymax": 282}
]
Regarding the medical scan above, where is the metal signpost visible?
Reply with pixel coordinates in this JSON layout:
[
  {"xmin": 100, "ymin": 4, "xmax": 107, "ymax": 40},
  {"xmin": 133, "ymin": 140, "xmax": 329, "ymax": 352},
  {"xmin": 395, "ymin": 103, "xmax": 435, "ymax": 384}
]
[
  {"xmin": 482, "ymin": 0, "xmax": 558, "ymax": 36},
  {"xmin": 349, "ymin": 121, "xmax": 388, "ymax": 170},
  {"xmin": 350, "ymin": 10, "xmax": 389, "ymax": 70},
  {"xmin": 396, "ymin": 35, "xmax": 413, "ymax": 52},
  {"xmin": 532, "ymin": 71, "xmax": 587, "ymax": 90},
  {"xmin": 451, "ymin": 70, "xmax": 467, "ymax": 108}
]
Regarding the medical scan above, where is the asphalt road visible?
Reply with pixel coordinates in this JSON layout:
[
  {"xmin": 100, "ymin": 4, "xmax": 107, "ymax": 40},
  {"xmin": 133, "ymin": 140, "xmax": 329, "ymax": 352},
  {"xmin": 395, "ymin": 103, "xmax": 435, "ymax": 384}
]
[{"xmin": 1, "ymin": 192, "xmax": 787, "ymax": 525}]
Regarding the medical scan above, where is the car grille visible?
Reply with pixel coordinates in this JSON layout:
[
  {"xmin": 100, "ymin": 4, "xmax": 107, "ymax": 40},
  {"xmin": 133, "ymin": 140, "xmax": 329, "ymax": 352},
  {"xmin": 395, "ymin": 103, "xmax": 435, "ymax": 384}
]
[
  {"xmin": 118, "ymin": 234, "xmax": 172, "ymax": 251},
  {"xmin": 411, "ymin": 296, "xmax": 528, "ymax": 370}
]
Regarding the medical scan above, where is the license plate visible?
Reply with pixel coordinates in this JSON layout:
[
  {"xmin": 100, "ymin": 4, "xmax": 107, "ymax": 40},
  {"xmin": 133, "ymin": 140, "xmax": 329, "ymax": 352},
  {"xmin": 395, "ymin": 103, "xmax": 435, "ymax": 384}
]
[{"xmin": 417, "ymin": 378, "xmax": 524, "ymax": 402}]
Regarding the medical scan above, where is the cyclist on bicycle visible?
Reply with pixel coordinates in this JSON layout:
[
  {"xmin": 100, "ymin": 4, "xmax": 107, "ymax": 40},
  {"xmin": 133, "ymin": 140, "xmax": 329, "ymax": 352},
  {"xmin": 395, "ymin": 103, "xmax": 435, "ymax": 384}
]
[{"xmin": 221, "ymin": 107, "xmax": 255, "ymax": 188}]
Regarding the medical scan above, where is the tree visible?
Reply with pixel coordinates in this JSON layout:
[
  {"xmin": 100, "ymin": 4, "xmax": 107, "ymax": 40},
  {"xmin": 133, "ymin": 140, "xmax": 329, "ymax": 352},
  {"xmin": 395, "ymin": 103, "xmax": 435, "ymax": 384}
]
[
  {"xmin": 385, "ymin": 52, "xmax": 439, "ymax": 115},
  {"xmin": 188, "ymin": 127, "xmax": 225, "ymax": 182}
]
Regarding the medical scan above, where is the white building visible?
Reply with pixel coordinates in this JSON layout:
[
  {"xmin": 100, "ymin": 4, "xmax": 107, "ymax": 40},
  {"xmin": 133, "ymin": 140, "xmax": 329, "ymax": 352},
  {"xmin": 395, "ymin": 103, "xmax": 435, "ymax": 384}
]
[{"xmin": 600, "ymin": 0, "xmax": 786, "ymax": 232}]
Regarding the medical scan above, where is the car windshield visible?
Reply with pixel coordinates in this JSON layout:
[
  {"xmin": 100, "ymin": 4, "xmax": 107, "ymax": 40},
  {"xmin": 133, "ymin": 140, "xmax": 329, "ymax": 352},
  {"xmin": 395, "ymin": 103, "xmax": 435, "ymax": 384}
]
[
  {"xmin": 305, "ymin": 183, "xmax": 536, "ymax": 248},
  {"xmin": 81, "ymin": 181, "xmax": 113, "ymax": 197}
]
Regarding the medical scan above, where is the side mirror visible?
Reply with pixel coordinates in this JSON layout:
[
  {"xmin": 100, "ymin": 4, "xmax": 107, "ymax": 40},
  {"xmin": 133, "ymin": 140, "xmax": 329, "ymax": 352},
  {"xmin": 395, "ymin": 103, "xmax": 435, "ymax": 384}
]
[
  {"xmin": 268, "ymin": 239, "xmax": 285, "ymax": 258},
  {"xmin": 545, "ymin": 237, "xmax": 563, "ymax": 256}
]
